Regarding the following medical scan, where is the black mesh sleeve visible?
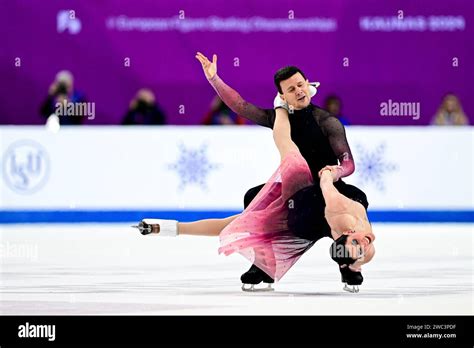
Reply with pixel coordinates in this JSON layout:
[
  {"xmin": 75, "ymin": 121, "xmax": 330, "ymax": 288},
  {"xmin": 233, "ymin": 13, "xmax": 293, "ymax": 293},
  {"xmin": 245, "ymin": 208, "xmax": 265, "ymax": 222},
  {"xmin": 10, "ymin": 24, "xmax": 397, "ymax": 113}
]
[
  {"xmin": 318, "ymin": 113, "xmax": 355, "ymax": 179},
  {"xmin": 208, "ymin": 74, "xmax": 275, "ymax": 128}
]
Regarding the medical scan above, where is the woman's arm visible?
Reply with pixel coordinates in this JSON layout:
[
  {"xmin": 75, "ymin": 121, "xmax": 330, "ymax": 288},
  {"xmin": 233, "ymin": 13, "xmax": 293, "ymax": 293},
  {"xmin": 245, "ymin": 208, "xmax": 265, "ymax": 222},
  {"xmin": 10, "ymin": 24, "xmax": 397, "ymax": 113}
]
[
  {"xmin": 319, "ymin": 113, "xmax": 355, "ymax": 180},
  {"xmin": 208, "ymin": 74, "xmax": 275, "ymax": 127},
  {"xmin": 196, "ymin": 52, "xmax": 274, "ymax": 127},
  {"xmin": 273, "ymin": 108, "xmax": 299, "ymax": 161},
  {"xmin": 319, "ymin": 168, "xmax": 340, "ymax": 198}
]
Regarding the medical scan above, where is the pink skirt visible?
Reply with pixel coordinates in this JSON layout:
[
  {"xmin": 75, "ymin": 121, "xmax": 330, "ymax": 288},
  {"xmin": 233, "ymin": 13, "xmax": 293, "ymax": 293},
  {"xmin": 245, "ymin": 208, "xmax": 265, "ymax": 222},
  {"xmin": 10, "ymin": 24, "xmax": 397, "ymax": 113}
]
[{"xmin": 218, "ymin": 150, "xmax": 314, "ymax": 281}]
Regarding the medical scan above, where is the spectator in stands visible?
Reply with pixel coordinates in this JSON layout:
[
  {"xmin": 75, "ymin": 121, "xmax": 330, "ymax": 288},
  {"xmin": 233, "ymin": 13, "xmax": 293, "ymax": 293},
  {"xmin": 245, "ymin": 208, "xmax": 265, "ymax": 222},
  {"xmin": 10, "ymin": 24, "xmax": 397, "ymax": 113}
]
[
  {"xmin": 324, "ymin": 95, "xmax": 350, "ymax": 126},
  {"xmin": 122, "ymin": 89, "xmax": 166, "ymax": 125},
  {"xmin": 40, "ymin": 70, "xmax": 86, "ymax": 125},
  {"xmin": 431, "ymin": 93, "xmax": 469, "ymax": 126},
  {"xmin": 201, "ymin": 95, "xmax": 246, "ymax": 125}
]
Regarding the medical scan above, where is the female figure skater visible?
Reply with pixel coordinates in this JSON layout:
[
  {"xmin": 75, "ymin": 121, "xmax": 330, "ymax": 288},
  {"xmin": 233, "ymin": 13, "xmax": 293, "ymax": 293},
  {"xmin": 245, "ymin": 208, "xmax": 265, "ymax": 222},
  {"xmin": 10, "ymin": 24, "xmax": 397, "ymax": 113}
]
[{"xmin": 134, "ymin": 105, "xmax": 375, "ymax": 293}]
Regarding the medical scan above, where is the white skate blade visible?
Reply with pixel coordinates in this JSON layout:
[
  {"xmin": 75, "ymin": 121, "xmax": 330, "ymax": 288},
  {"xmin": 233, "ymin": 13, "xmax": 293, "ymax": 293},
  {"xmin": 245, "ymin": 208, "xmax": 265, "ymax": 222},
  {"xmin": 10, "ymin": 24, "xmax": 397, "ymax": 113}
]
[
  {"xmin": 241, "ymin": 283, "xmax": 274, "ymax": 292},
  {"xmin": 343, "ymin": 284, "xmax": 360, "ymax": 293}
]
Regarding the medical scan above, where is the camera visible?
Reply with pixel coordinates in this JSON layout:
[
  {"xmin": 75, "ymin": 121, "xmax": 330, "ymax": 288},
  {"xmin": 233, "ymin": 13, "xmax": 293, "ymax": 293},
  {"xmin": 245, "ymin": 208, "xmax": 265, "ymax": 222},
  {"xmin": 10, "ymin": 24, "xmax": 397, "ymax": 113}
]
[{"xmin": 55, "ymin": 82, "xmax": 68, "ymax": 96}]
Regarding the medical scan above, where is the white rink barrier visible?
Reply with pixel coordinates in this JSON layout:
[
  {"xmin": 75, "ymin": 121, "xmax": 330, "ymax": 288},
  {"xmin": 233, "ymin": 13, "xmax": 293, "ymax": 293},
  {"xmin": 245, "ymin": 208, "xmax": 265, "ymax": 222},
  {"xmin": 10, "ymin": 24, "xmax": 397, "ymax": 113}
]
[{"xmin": 1, "ymin": 126, "xmax": 472, "ymax": 223}]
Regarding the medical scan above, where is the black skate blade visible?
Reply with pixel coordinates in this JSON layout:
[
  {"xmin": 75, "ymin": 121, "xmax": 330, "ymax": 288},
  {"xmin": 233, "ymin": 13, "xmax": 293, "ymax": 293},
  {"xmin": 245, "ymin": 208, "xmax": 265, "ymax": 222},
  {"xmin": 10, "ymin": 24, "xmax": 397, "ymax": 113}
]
[{"xmin": 241, "ymin": 283, "xmax": 275, "ymax": 292}]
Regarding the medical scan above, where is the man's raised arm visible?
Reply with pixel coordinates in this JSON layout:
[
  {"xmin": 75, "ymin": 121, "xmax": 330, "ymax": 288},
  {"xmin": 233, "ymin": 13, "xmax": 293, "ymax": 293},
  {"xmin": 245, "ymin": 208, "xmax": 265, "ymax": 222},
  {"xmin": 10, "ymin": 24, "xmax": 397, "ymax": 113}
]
[{"xmin": 196, "ymin": 52, "xmax": 274, "ymax": 128}]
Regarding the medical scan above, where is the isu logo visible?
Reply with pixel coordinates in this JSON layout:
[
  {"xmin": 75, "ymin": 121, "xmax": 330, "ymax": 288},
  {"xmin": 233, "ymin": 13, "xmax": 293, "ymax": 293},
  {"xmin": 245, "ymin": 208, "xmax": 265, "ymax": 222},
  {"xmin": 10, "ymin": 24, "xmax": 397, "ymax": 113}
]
[
  {"xmin": 2, "ymin": 140, "xmax": 50, "ymax": 194},
  {"xmin": 57, "ymin": 10, "xmax": 82, "ymax": 34}
]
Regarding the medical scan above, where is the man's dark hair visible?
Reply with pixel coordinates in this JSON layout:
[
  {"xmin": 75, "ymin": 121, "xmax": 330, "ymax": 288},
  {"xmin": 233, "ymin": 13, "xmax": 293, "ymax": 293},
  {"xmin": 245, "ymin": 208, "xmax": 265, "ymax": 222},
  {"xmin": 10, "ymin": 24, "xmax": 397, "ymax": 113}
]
[{"xmin": 274, "ymin": 66, "xmax": 307, "ymax": 94}]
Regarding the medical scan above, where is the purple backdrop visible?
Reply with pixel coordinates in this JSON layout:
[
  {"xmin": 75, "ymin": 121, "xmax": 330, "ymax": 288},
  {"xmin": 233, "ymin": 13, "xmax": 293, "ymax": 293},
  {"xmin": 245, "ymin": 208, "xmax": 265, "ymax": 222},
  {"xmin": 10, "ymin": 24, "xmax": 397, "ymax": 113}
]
[{"xmin": 0, "ymin": 0, "xmax": 471, "ymax": 125}]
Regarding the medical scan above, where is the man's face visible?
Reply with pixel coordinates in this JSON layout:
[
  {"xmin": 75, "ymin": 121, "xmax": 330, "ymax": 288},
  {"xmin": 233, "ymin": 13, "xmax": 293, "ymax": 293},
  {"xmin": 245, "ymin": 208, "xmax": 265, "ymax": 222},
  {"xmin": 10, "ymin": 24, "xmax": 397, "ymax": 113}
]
[{"xmin": 279, "ymin": 72, "xmax": 311, "ymax": 110}]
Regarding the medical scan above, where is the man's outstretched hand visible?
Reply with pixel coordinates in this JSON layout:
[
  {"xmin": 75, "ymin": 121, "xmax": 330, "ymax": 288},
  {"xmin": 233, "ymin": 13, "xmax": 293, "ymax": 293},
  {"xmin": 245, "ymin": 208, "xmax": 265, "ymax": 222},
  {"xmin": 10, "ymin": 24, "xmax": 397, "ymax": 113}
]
[{"xmin": 195, "ymin": 52, "xmax": 217, "ymax": 80}]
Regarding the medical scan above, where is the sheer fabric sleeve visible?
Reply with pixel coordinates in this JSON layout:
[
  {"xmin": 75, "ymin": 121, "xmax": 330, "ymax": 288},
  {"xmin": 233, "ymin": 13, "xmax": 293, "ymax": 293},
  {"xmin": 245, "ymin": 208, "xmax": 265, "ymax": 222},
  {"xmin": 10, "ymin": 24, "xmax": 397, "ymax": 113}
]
[
  {"xmin": 208, "ymin": 74, "xmax": 275, "ymax": 128},
  {"xmin": 319, "ymin": 114, "xmax": 355, "ymax": 180}
]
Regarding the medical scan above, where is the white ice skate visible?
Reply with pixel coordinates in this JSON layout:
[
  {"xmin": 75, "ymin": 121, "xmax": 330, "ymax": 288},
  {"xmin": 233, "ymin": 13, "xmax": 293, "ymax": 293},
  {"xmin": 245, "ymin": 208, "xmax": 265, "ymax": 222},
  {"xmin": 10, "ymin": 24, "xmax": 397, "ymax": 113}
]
[{"xmin": 132, "ymin": 219, "xmax": 178, "ymax": 236}]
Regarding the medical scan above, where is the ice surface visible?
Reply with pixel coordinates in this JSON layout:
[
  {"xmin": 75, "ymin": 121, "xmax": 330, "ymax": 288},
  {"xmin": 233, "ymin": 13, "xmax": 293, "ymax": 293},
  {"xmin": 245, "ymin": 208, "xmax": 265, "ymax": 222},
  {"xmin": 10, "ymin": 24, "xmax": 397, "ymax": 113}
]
[{"xmin": 0, "ymin": 223, "xmax": 472, "ymax": 315}]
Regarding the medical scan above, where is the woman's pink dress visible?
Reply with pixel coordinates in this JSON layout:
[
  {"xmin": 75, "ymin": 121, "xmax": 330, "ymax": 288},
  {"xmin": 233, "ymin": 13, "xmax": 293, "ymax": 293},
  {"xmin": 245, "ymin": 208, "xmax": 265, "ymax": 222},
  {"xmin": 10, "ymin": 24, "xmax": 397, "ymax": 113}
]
[{"xmin": 218, "ymin": 150, "xmax": 314, "ymax": 281}]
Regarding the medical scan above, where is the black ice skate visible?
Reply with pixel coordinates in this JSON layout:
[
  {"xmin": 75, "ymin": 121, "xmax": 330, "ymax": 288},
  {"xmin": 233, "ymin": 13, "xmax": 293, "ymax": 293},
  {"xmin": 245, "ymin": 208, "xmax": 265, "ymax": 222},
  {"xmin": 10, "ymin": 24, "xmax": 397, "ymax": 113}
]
[
  {"xmin": 240, "ymin": 264, "xmax": 275, "ymax": 292},
  {"xmin": 339, "ymin": 265, "xmax": 363, "ymax": 293}
]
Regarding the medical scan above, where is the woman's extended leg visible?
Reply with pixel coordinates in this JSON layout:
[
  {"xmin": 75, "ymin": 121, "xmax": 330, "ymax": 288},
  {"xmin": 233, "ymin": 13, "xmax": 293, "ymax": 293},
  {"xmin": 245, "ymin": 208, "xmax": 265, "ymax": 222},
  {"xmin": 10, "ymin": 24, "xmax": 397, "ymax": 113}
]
[{"xmin": 178, "ymin": 214, "xmax": 241, "ymax": 236}]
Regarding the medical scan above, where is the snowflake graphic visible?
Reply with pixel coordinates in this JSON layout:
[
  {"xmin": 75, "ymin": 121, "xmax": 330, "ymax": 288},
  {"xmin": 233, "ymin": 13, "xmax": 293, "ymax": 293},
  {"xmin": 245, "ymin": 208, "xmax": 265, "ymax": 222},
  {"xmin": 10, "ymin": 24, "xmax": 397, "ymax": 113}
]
[
  {"xmin": 168, "ymin": 143, "xmax": 221, "ymax": 191},
  {"xmin": 355, "ymin": 142, "xmax": 398, "ymax": 191}
]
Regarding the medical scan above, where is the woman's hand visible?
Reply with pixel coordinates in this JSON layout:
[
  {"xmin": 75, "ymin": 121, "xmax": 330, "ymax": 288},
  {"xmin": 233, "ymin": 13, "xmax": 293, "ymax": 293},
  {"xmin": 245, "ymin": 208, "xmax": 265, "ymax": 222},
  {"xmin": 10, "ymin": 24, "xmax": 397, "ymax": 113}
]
[
  {"xmin": 195, "ymin": 52, "xmax": 217, "ymax": 80},
  {"xmin": 318, "ymin": 165, "xmax": 342, "ymax": 181}
]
